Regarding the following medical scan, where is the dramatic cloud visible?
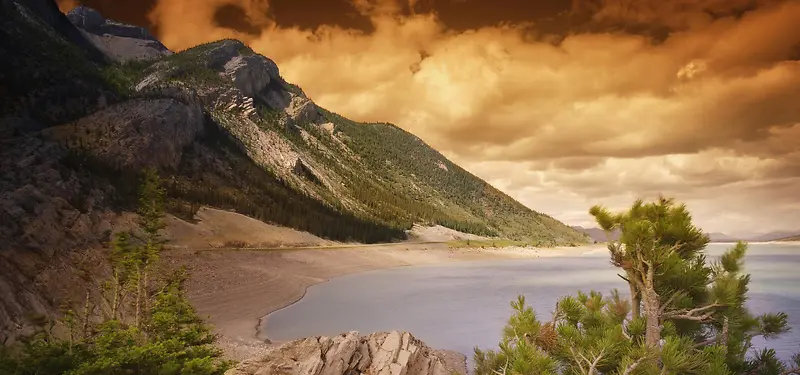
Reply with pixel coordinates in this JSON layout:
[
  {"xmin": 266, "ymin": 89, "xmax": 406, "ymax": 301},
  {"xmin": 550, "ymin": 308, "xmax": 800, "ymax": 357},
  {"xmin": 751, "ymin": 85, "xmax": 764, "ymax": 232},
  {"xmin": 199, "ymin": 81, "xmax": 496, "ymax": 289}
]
[{"xmin": 58, "ymin": 0, "xmax": 800, "ymax": 235}]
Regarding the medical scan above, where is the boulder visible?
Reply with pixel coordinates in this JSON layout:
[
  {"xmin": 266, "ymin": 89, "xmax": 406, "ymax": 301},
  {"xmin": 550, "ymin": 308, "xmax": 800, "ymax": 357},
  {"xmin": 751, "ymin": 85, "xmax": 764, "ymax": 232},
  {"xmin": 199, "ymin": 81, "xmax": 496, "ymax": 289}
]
[{"xmin": 226, "ymin": 331, "xmax": 465, "ymax": 375}]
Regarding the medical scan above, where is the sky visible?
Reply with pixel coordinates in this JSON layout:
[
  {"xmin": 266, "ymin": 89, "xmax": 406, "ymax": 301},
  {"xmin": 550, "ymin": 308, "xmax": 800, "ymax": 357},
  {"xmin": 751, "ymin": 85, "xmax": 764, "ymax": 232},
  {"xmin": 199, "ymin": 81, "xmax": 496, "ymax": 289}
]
[{"xmin": 57, "ymin": 0, "xmax": 800, "ymax": 236}]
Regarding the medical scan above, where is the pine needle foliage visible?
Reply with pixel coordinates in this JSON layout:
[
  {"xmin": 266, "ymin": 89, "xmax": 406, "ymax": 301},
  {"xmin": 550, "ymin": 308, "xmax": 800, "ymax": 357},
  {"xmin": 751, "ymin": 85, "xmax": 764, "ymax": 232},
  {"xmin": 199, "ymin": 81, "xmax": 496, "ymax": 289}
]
[{"xmin": 475, "ymin": 197, "xmax": 798, "ymax": 375}]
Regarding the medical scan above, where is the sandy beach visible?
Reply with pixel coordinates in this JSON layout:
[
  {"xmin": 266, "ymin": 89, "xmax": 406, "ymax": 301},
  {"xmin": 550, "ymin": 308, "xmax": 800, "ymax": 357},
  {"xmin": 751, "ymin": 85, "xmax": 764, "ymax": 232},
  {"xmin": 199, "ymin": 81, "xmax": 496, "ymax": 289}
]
[{"xmin": 163, "ymin": 242, "xmax": 601, "ymax": 360}]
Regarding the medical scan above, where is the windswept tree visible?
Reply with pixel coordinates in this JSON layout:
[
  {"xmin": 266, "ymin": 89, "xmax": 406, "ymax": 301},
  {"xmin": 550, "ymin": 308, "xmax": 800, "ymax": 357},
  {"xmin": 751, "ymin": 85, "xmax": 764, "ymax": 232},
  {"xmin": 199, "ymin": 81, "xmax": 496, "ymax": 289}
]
[{"xmin": 475, "ymin": 197, "xmax": 798, "ymax": 375}]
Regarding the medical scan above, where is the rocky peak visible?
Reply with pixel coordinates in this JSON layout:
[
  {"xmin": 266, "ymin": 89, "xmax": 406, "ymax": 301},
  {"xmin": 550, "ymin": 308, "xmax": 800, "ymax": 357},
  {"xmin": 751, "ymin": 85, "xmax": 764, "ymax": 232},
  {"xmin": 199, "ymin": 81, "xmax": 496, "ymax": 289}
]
[
  {"xmin": 226, "ymin": 331, "xmax": 466, "ymax": 375},
  {"xmin": 65, "ymin": 5, "xmax": 171, "ymax": 62},
  {"xmin": 67, "ymin": 6, "xmax": 163, "ymax": 45}
]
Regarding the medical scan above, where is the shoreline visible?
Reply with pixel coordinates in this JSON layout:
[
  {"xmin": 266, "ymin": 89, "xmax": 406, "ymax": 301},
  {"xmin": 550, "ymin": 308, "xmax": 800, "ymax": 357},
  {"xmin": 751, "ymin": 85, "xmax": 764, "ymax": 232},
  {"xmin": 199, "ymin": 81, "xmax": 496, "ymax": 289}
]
[{"xmin": 164, "ymin": 242, "xmax": 603, "ymax": 361}]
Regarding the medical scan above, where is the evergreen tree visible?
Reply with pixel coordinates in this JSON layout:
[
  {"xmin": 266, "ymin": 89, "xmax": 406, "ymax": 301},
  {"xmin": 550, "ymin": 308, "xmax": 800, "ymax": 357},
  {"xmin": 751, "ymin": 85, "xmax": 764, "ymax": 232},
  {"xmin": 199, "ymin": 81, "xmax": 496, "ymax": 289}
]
[
  {"xmin": 475, "ymin": 197, "xmax": 799, "ymax": 375},
  {"xmin": 0, "ymin": 170, "xmax": 229, "ymax": 375}
]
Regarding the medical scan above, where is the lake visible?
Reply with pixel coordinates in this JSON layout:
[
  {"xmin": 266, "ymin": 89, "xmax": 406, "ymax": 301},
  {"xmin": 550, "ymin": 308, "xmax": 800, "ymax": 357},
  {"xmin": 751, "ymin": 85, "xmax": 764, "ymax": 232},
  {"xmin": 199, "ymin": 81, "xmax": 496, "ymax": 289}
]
[{"xmin": 263, "ymin": 243, "xmax": 800, "ymax": 365}]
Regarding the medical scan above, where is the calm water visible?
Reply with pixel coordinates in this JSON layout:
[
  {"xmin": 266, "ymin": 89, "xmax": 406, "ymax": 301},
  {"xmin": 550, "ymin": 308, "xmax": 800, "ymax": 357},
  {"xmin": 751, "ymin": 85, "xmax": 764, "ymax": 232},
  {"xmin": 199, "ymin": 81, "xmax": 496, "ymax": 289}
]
[{"xmin": 264, "ymin": 244, "xmax": 800, "ymax": 363}]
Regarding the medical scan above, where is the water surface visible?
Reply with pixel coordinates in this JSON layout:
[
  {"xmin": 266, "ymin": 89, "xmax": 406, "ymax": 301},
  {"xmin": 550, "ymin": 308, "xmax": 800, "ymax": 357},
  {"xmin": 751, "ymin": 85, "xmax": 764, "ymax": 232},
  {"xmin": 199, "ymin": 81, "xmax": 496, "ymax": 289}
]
[{"xmin": 264, "ymin": 243, "xmax": 800, "ymax": 363}]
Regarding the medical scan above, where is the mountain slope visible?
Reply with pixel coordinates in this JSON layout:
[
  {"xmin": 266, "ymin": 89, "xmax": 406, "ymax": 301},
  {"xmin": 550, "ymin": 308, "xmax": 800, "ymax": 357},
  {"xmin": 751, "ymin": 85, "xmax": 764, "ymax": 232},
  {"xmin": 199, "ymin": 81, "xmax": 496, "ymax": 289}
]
[
  {"xmin": 705, "ymin": 232, "xmax": 742, "ymax": 243},
  {"xmin": 1, "ymin": 1, "xmax": 589, "ymax": 248}
]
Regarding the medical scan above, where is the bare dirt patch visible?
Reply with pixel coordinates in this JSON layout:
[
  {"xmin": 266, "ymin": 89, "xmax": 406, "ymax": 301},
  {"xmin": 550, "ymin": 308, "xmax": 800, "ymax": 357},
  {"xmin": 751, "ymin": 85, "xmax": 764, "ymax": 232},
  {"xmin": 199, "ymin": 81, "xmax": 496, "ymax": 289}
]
[{"xmin": 165, "ymin": 207, "xmax": 336, "ymax": 249}]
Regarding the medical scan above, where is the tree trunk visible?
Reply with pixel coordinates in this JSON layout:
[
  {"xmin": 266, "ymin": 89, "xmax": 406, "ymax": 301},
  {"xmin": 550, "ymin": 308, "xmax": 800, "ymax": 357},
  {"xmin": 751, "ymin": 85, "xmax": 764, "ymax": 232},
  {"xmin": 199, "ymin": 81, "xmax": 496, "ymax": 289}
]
[
  {"xmin": 111, "ymin": 270, "xmax": 120, "ymax": 320},
  {"xmin": 142, "ymin": 269, "xmax": 149, "ymax": 336},
  {"xmin": 135, "ymin": 264, "xmax": 142, "ymax": 328},
  {"xmin": 643, "ymin": 287, "xmax": 661, "ymax": 348},
  {"xmin": 629, "ymin": 281, "xmax": 641, "ymax": 319},
  {"xmin": 642, "ymin": 269, "xmax": 661, "ymax": 348},
  {"xmin": 82, "ymin": 289, "xmax": 91, "ymax": 340}
]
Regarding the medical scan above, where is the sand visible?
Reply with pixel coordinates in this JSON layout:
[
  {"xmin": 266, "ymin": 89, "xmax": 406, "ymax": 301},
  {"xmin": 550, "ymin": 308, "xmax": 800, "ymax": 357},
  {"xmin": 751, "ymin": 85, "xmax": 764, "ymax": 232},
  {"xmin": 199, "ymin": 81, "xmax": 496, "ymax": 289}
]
[
  {"xmin": 163, "ymin": 242, "xmax": 601, "ymax": 361},
  {"xmin": 165, "ymin": 207, "xmax": 337, "ymax": 249}
]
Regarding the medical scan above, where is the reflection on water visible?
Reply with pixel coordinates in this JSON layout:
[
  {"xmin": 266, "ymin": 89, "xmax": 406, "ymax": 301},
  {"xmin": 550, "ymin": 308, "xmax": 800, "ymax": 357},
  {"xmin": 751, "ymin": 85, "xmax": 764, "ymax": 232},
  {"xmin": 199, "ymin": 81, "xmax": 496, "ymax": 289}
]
[{"xmin": 264, "ymin": 243, "xmax": 800, "ymax": 363}]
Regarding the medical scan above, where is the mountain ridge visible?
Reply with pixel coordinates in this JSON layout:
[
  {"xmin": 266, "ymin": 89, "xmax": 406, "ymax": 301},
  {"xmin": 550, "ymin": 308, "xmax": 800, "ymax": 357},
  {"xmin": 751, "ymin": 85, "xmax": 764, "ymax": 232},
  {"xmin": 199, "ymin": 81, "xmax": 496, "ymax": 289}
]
[{"xmin": 0, "ymin": 0, "xmax": 589, "ymax": 250}]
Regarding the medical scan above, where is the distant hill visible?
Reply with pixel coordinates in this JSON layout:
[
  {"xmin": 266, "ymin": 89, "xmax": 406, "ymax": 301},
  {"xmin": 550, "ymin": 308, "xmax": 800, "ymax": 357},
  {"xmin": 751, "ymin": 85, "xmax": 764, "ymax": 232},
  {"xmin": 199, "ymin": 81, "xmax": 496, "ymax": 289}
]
[
  {"xmin": 571, "ymin": 226, "xmax": 620, "ymax": 243},
  {"xmin": 777, "ymin": 235, "xmax": 800, "ymax": 242},
  {"xmin": 705, "ymin": 232, "xmax": 742, "ymax": 243},
  {"xmin": 744, "ymin": 231, "xmax": 800, "ymax": 242}
]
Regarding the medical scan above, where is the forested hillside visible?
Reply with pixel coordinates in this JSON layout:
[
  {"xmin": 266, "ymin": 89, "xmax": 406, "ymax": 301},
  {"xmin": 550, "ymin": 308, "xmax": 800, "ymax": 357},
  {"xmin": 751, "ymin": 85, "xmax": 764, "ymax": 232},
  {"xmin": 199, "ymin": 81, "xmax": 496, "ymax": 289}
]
[{"xmin": 0, "ymin": 0, "xmax": 588, "ymax": 247}]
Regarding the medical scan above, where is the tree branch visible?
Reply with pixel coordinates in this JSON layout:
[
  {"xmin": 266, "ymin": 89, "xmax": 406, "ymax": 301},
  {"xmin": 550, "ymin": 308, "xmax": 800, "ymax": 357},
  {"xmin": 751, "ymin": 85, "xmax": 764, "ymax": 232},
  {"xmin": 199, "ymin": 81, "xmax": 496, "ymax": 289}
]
[
  {"xmin": 492, "ymin": 357, "xmax": 510, "ymax": 375},
  {"xmin": 622, "ymin": 358, "xmax": 644, "ymax": 375},
  {"xmin": 668, "ymin": 312, "xmax": 715, "ymax": 322},
  {"xmin": 570, "ymin": 348, "xmax": 587, "ymax": 375},
  {"xmin": 621, "ymin": 326, "xmax": 632, "ymax": 341},
  {"xmin": 664, "ymin": 303, "xmax": 724, "ymax": 319},
  {"xmin": 588, "ymin": 351, "xmax": 605, "ymax": 375}
]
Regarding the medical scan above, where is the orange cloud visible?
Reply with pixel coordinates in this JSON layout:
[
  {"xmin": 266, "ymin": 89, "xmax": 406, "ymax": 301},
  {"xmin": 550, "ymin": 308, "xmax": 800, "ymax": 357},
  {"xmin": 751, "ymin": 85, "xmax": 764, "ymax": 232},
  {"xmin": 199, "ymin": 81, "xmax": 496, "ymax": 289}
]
[{"xmin": 61, "ymin": 0, "xmax": 800, "ymax": 234}]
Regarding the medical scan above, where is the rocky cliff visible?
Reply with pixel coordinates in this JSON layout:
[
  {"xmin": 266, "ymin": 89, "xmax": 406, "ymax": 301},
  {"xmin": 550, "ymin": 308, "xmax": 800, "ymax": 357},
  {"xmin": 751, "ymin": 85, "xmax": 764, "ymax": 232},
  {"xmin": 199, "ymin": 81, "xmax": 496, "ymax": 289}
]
[{"xmin": 227, "ymin": 331, "xmax": 467, "ymax": 375}]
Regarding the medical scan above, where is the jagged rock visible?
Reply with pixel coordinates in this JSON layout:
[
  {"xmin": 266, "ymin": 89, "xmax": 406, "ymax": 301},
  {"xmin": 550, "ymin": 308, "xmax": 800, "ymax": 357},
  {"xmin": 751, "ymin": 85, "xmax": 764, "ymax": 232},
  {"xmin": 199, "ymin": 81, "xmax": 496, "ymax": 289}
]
[
  {"xmin": 224, "ymin": 54, "xmax": 274, "ymax": 97},
  {"xmin": 41, "ymin": 99, "xmax": 204, "ymax": 170},
  {"xmin": 259, "ymin": 89, "xmax": 321, "ymax": 125},
  {"xmin": 226, "ymin": 331, "xmax": 464, "ymax": 375},
  {"xmin": 79, "ymin": 29, "xmax": 172, "ymax": 62},
  {"xmin": 286, "ymin": 94, "xmax": 320, "ymax": 124},
  {"xmin": 67, "ymin": 6, "xmax": 163, "ymax": 43}
]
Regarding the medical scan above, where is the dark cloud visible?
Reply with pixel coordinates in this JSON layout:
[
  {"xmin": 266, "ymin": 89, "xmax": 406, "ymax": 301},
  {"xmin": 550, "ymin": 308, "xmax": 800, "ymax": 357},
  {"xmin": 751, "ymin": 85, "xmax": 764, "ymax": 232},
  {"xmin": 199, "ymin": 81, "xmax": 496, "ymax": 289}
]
[
  {"xmin": 214, "ymin": 4, "xmax": 262, "ymax": 35},
  {"xmin": 268, "ymin": 0, "xmax": 374, "ymax": 32}
]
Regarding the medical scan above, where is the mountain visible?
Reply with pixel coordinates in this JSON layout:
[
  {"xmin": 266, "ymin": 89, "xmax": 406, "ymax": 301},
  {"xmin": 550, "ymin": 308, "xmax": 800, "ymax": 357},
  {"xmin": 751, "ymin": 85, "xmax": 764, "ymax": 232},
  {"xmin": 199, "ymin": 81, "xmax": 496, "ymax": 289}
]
[
  {"xmin": 571, "ymin": 226, "xmax": 620, "ymax": 243},
  {"xmin": 0, "ymin": 0, "xmax": 589, "ymax": 252},
  {"xmin": 777, "ymin": 235, "xmax": 800, "ymax": 242},
  {"xmin": 745, "ymin": 230, "xmax": 800, "ymax": 243},
  {"xmin": 705, "ymin": 232, "xmax": 742, "ymax": 243}
]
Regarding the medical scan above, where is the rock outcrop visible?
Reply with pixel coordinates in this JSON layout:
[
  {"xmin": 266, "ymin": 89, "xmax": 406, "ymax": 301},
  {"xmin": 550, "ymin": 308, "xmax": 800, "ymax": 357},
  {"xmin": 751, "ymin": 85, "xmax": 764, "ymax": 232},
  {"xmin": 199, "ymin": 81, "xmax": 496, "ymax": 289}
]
[
  {"xmin": 66, "ymin": 6, "xmax": 171, "ymax": 62},
  {"xmin": 42, "ymin": 98, "xmax": 205, "ymax": 170},
  {"xmin": 67, "ymin": 6, "xmax": 163, "ymax": 43},
  {"xmin": 224, "ymin": 54, "xmax": 275, "ymax": 97},
  {"xmin": 226, "ymin": 331, "xmax": 466, "ymax": 375}
]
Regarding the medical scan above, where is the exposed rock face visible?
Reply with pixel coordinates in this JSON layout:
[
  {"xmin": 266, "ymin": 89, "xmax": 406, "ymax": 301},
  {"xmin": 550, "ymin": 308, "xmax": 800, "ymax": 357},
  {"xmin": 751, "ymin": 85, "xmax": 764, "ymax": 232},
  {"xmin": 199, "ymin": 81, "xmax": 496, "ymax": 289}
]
[
  {"xmin": 66, "ymin": 6, "xmax": 171, "ymax": 62},
  {"xmin": 224, "ymin": 54, "xmax": 274, "ymax": 97},
  {"xmin": 227, "ymin": 331, "xmax": 465, "ymax": 375},
  {"xmin": 79, "ymin": 30, "xmax": 171, "ymax": 62},
  {"xmin": 67, "ymin": 6, "xmax": 163, "ymax": 43},
  {"xmin": 42, "ymin": 98, "xmax": 205, "ymax": 170},
  {"xmin": 293, "ymin": 158, "xmax": 322, "ymax": 185},
  {"xmin": 259, "ymin": 87, "xmax": 321, "ymax": 125}
]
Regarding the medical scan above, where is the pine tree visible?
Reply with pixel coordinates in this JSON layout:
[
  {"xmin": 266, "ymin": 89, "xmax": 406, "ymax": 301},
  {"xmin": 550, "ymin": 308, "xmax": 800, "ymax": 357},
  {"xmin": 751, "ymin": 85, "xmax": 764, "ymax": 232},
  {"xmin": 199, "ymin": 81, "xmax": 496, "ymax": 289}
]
[
  {"xmin": 475, "ymin": 197, "xmax": 799, "ymax": 375},
  {"xmin": 0, "ymin": 169, "xmax": 229, "ymax": 375}
]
